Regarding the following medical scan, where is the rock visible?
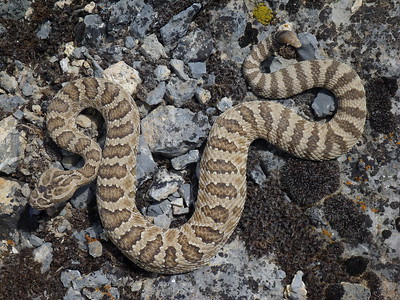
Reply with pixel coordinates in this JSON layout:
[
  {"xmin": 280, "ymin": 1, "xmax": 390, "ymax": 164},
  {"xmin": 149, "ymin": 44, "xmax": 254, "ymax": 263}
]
[
  {"xmin": 311, "ymin": 89, "xmax": 337, "ymax": 118},
  {"xmin": 145, "ymin": 81, "xmax": 166, "ymax": 106},
  {"xmin": 73, "ymin": 225, "xmax": 103, "ymax": 251},
  {"xmin": 130, "ymin": 4, "xmax": 155, "ymax": 39},
  {"xmin": 12, "ymin": 109, "xmax": 24, "ymax": 120},
  {"xmin": 0, "ymin": 0, "xmax": 32, "ymax": 20},
  {"xmin": 107, "ymin": 45, "xmax": 123, "ymax": 62},
  {"xmin": 82, "ymin": 14, "xmax": 106, "ymax": 47},
  {"xmin": 130, "ymin": 281, "xmax": 142, "ymax": 292},
  {"xmin": 209, "ymin": 7, "xmax": 246, "ymax": 41},
  {"xmin": 297, "ymin": 32, "xmax": 321, "ymax": 61},
  {"xmin": 124, "ymin": 36, "xmax": 135, "ymax": 48},
  {"xmin": 217, "ymin": 97, "xmax": 233, "ymax": 112},
  {"xmin": 137, "ymin": 135, "xmax": 157, "ymax": 185},
  {"xmin": 160, "ymin": 3, "xmax": 202, "ymax": 48},
  {"xmin": 140, "ymin": 33, "xmax": 167, "ymax": 60},
  {"xmin": 165, "ymin": 76, "xmax": 198, "ymax": 107},
  {"xmin": 83, "ymin": 286, "xmax": 120, "ymax": 300},
  {"xmin": 0, "ymin": 116, "xmax": 26, "ymax": 174},
  {"xmin": 0, "ymin": 23, "xmax": 6, "ymax": 36},
  {"xmin": 154, "ymin": 65, "xmax": 171, "ymax": 81},
  {"xmin": 249, "ymin": 164, "xmax": 267, "ymax": 186},
  {"xmin": 148, "ymin": 169, "xmax": 184, "ymax": 201},
  {"xmin": 189, "ymin": 62, "xmax": 206, "ymax": 79},
  {"xmin": 55, "ymin": 0, "xmax": 73, "ymax": 9},
  {"xmin": 194, "ymin": 87, "xmax": 211, "ymax": 104},
  {"xmin": 21, "ymin": 82, "xmax": 35, "ymax": 97},
  {"xmin": 59, "ymin": 57, "xmax": 70, "ymax": 73},
  {"xmin": 284, "ymin": 271, "xmax": 307, "ymax": 300},
  {"xmin": 29, "ymin": 235, "xmax": 44, "ymax": 247},
  {"xmin": 179, "ymin": 183, "xmax": 193, "ymax": 207},
  {"xmin": 72, "ymin": 46, "xmax": 88, "ymax": 59},
  {"xmin": 169, "ymin": 58, "xmax": 189, "ymax": 81},
  {"xmin": 341, "ymin": 282, "xmax": 371, "ymax": 300},
  {"xmin": 0, "ymin": 71, "xmax": 18, "ymax": 93},
  {"xmin": 172, "ymin": 206, "xmax": 189, "ymax": 216},
  {"xmin": 64, "ymin": 288, "xmax": 84, "ymax": 300},
  {"xmin": 173, "ymin": 28, "xmax": 214, "ymax": 63},
  {"xmin": 84, "ymin": 1, "xmax": 96, "ymax": 13},
  {"xmin": 154, "ymin": 214, "xmax": 171, "ymax": 229},
  {"xmin": 107, "ymin": 0, "xmax": 144, "ymax": 37},
  {"xmin": 147, "ymin": 202, "xmax": 165, "ymax": 217},
  {"xmin": 171, "ymin": 150, "xmax": 200, "ymax": 170},
  {"xmin": 61, "ymin": 269, "xmax": 82, "ymax": 288},
  {"xmin": 0, "ymin": 177, "xmax": 21, "ymax": 215},
  {"xmin": 33, "ymin": 242, "xmax": 53, "ymax": 273},
  {"xmin": 0, "ymin": 95, "xmax": 27, "ymax": 113},
  {"xmin": 103, "ymin": 61, "xmax": 142, "ymax": 95},
  {"xmin": 72, "ymin": 270, "xmax": 110, "ymax": 290},
  {"xmin": 141, "ymin": 105, "xmax": 210, "ymax": 157},
  {"xmin": 36, "ymin": 20, "xmax": 51, "ymax": 39},
  {"xmin": 88, "ymin": 240, "xmax": 102, "ymax": 258},
  {"xmin": 170, "ymin": 197, "xmax": 184, "ymax": 207},
  {"xmin": 70, "ymin": 185, "xmax": 94, "ymax": 210}
]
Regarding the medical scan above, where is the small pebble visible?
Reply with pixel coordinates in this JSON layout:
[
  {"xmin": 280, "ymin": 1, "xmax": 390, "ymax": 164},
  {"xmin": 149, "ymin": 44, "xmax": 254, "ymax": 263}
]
[
  {"xmin": 170, "ymin": 58, "xmax": 189, "ymax": 81},
  {"xmin": 217, "ymin": 97, "xmax": 233, "ymax": 112},
  {"xmin": 195, "ymin": 87, "xmax": 211, "ymax": 104},
  {"xmin": 88, "ymin": 240, "xmax": 103, "ymax": 258},
  {"xmin": 171, "ymin": 150, "xmax": 200, "ymax": 170},
  {"xmin": 154, "ymin": 65, "xmax": 171, "ymax": 81},
  {"xmin": 154, "ymin": 214, "xmax": 171, "ymax": 229},
  {"xmin": 189, "ymin": 62, "xmax": 207, "ymax": 78},
  {"xmin": 172, "ymin": 206, "xmax": 190, "ymax": 216}
]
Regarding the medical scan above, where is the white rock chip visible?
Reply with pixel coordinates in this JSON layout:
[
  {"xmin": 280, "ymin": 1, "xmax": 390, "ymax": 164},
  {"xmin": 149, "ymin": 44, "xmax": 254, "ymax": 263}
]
[{"xmin": 103, "ymin": 61, "xmax": 142, "ymax": 95}]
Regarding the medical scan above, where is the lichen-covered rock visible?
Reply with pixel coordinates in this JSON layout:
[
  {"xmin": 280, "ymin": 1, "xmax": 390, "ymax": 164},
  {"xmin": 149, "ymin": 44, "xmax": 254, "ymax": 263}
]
[
  {"xmin": 82, "ymin": 14, "xmax": 106, "ymax": 47},
  {"xmin": 140, "ymin": 33, "xmax": 167, "ymax": 60},
  {"xmin": 137, "ymin": 135, "xmax": 157, "ymax": 184},
  {"xmin": 0, "ymin": 116, "xmax": 26, "ymax": 174},
  {"xmin": 130, "ymin": 4, "xmax": 155, "ymax": 39},
  {"xmin": 103, "ymin": 61, "xmax": 142, "ymax": 95},
  {"xmin": 141, "ymin": 105, "xmax": 210, "ymax": 157},
  {"xmin": 165, "ymin": 76, "xmax": 198, "ymax": 107},
  {"xmin": 145, "ymin": 81, "xmax": 166, "ymax": 106},
  {"xmin": 160, "ymin": 3, "xmax": 202, "ymax": 48},
  {"xmin": 172, "ymin": 28, "xmax": 214, "ymax": 63}
]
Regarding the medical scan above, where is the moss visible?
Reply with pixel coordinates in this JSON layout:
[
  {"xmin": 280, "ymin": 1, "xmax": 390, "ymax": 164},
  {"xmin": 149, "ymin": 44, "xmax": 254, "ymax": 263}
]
[
  {"xmin": 365, "ymin": 77, "xmax": 399, "ymax": 135},
  {"xmin": 344, "ymin": 256, "xmax": 369, "ymax": 276},
  {"xmin": 281, "ymin": 158, "xmax": 340, "ymax": 207},
  {"xmin": 239, "ymin": 178, "xmax": 351, "ymax": 300},
  {"xmin": 325, "ymin": 283, "xmax": 345, "ymax": 300},
  {"xmin": 323, "ymin": 194, "xmax": 373, "ymax": 245},
  {"xmin": 252, "ymin": 2, "xmax": 274, "ymax": 25}
]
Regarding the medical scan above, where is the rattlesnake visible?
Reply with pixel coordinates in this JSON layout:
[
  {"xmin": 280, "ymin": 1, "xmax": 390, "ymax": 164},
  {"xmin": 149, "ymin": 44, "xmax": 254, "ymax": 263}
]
[{"xmin": 30, "ymin": 30, "xmax": 366, "ymax": 274}]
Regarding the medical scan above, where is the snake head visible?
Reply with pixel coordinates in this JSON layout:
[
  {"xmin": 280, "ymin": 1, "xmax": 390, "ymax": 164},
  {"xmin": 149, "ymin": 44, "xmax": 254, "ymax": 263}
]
[
  {"xmin": 275, "ymin": 30, "xmax": 302, "ymax": 49},
  {"xmin": 29, "ymin": 168, "xmax": 77, "ymax": 210}
]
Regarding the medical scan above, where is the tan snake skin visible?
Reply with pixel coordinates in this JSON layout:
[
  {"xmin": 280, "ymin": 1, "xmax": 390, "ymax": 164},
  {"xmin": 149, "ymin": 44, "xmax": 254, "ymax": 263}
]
[{"xmin": 30, "ymin": 30, "xmax": 366, "ymax": 274}]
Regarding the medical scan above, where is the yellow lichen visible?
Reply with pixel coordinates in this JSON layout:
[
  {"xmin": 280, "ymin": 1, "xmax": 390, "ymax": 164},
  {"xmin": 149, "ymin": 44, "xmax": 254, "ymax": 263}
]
[{"xmin": 253, "ymin": 2, "xmax": 274, "ymax": 25}]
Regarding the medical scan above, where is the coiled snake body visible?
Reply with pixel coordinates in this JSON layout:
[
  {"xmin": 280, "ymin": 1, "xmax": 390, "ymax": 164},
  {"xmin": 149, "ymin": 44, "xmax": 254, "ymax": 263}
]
[{"xmin": 30, "ymin": 30, "xmax": 366, "ymax": 274}]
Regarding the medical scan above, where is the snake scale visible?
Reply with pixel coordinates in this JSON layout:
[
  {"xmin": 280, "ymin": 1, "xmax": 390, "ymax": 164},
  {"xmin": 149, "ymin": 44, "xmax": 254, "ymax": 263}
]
[{"xmin": 30, "ymin": 30, "xmax": 366, "ymax": 274}]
